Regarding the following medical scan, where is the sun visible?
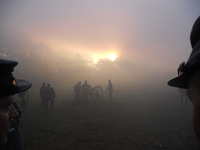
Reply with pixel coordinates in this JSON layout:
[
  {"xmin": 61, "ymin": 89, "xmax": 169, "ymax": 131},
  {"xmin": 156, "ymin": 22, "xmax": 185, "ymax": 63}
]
[{"xmin": 109, "ymin": 54, "xmax": 117, "ymax": 61}]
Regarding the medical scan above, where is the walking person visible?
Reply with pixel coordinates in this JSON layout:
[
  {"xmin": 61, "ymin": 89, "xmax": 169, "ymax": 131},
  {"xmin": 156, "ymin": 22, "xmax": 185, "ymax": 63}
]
[
  {"xmin": 106, "ymin": 80, "xmax": 113, "ymax": 102},
  {"xmin": 40, "ymin": 82, "xmax": 46, "ymax": 107},
  {"xmin": 18, "ymin": 90, "xmax": 28, "ymax": 110},
  {"xmin": 178, "ymin": 88, "xmax": 188, "ymax": 104},
  {"xmin": 45, "ymin": 84, "xmax": 56, "ymax": 111},
  {"xmin": 81, "ymin": 80, "xmax": 91, "ymax": 103},
  {"xmin": 73, "ymin": 81, "xmax": 82, "ymax": 104}
]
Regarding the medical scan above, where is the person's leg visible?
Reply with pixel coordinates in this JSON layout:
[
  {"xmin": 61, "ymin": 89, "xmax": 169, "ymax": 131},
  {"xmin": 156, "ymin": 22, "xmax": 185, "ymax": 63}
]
[
  {"xmin": 41, "ymin": 96, "xmax": 44, "ymax": 106},
  {"xmin": 109, "ymin": 92, "xmax": 112, "ymax": 102},
  {"xmin": 46, "ymin": 99, "xmax": 49, "ymax": 110},
  {"xmin": 75, "ymin": 93, "xmax": 78, "ymax": 103},
  {"xmin": 51, "ymin": 99, "xmax": 54, "ymax": 111}
]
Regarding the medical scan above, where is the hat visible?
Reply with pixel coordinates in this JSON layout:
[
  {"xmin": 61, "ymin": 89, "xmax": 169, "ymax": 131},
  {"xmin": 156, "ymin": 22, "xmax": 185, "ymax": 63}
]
[
  {"xmin": 0, "ymin": 59, "xmax": 32, "ymax": 97},
  {"xmin": 168, "ymin": 16, "xmax": 200, "ymax": 89}
]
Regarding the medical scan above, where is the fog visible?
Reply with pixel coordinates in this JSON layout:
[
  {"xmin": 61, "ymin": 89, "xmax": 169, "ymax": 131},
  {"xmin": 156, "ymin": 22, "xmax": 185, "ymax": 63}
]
[
  {"xmin": 0, "ymin": 25, "xmax": 170, "ymax": 100},
  {"xmin": 2, "ymin": 2, "xmax": 200, "ymax": 149},
  {"xmin": 1, "ymin": 1, "xmax": 200, "ymax": 100}
]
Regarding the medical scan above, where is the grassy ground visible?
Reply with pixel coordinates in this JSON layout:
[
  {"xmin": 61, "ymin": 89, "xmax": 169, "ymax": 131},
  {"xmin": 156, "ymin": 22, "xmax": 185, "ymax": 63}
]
[{"xmin": 18, "ymin": 94, "xmax": 200, "ymax": 150}]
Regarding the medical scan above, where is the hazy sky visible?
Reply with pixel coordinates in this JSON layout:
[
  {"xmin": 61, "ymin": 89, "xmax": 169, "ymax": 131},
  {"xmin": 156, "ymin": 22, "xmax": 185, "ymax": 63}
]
[{"xmin": 1, "ymin": 1, "xmax": 200, "ymax": 93}]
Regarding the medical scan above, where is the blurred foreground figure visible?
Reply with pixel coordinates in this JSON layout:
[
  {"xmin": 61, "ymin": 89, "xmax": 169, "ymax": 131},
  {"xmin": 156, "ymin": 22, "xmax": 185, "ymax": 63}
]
[
  {"xmin": 168, "ymin": 16, "xmax": 200, "ymax": 143},
  {"xmin": 106, "ymin": 80, "xmax": 113, "ymax": 102},
  {"xmin": 82, "ymin": 80, "xmax": 91, "ymax": 103},
  {"xmin": 40, "ymin": 82, "xmax": 46, "ymax": 107},
  {"xmin": 18, "ymin": 90, "xmax": 29, "ymax": 110},
  {"xmin": 0, "ymin": 59, "xmax": 32, "ymax": 150},
  {"xmin": 73, "ymin": 81, "xmax": 82, "ymax": 104},
  {"xmin": 45, "ymin": 84, "xmax": 56, "ymax": 111},
  {"xmin": 5, "ymin": 102, "xmax": 23, "ymax": 150},
  {"xmin": 178, "ymin": 88, "xmax": 188, "ymax": 104}
]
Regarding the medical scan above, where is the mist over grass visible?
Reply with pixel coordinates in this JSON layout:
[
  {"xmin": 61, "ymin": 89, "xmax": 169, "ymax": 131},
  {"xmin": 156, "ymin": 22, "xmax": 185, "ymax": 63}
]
[{"xmin": 14, "ymin": 88, "xmax": 199, "ymax": 150}]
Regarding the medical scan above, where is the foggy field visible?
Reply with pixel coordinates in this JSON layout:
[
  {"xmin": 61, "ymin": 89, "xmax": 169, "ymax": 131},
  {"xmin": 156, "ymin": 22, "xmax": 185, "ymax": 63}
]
[
  {"xmin": 17, "ymin": 93, "xmax": 200, "ymax": 150},
  {"xmin": 2, "ymin": 1, "xmax": 200, "ymax": 149}
]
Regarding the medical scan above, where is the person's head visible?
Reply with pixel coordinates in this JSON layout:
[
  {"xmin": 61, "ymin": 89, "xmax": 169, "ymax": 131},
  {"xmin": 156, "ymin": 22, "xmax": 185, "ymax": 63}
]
[
  {"xmin": 0, "ymin": 59, "xmax": 32, "ymax": 149},
  {"xmin": 108, "ymin": 80, "xmax": 111, "ymax": 83},
  {"xmin": 47, "ymin": 84, "xmax": 50, "ymax": 87},
  {"xmin": 168, "ymin": 16, "xmax": 200, "ymax": 143},
  {"xmin": 43, "ymin": 82, "xmax": 46, "ymax": 86},
  {"xmin": 85, "ymin": 80, "xmax": 87, "ymax": 84},
  {"xmin": 78, "ymin": 81, "xmax": 81, "ymax": 85}
]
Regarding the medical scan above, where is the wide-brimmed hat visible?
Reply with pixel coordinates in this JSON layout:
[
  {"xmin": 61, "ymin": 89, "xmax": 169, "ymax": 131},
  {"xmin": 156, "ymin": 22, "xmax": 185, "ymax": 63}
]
[
  {"xmin": 0, "ymin": 59, "xmax": 32, "ymax": 97},
  {"xmin": 168, "ymin": 16, "xmax": 200, "ymax": 89}
]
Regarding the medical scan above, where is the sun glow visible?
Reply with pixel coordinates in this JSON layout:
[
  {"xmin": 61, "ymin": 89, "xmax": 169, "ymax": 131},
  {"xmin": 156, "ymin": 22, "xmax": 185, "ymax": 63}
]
[{"xmin": 109, "ymin": 54, "xmax": 117, "ymax": 61}]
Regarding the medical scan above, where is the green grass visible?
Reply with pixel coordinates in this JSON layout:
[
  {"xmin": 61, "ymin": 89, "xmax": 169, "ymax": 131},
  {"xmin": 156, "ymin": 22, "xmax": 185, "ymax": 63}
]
[{"xmin": 19, "ymin": 95, "xmax": 199, "ymax": 150}]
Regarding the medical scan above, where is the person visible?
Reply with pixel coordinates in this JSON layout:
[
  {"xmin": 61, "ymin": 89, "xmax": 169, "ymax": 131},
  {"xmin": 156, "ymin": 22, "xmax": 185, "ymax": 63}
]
[
  {"xmin": 45, "ymin": 84, "xmax": 56, "ymax": 111},
  {"xmin": 0, "ymin": 59, "xmax": 32, "ymax": 150},
  {"xmin": 106, "ymin": 80, "xmax": 113, "ymax": 102},
  {"xmin": 178, "ymin": 88, "xmax": 188, "ymax": 104},
  {"xmin": 40, "ymin": 82, "xmax": 46, "ymax": 107},
  {"xmin": 168, "ymin": 16, "xmax": 200, "ymax": 143},
  {"xmin": 73, "ymin": 81, "xmax": 82, "ymax": 104},
  {"xmin": 81, "ymin": 80, "xmax": 91, "ymax": 103},
  {"xmin": 5, "ymin": 102, "xmax": 23, "ymax": 150},
  {"xmin": 18, "ymin": 90, "xmax": 29, "ymax": 110}
]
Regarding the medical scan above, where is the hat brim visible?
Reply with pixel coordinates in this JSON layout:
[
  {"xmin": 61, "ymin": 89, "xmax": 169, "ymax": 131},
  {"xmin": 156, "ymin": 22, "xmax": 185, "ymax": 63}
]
[
  {"xmin": 168, "ymin": 73, "xmax": 190, "ymax": 89},
  {"xmin": 15, "ymin": 79, "xmax": 32, "ymax": 94},
  {"xmin": 0, "ymin": 79, "xmax": 32, "ymax": 97}
]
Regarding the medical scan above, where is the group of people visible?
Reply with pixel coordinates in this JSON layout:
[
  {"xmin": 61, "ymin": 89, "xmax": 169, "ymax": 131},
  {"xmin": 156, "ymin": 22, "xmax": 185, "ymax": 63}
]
[
  {"xmin": 73, "ymin": 79, "xmax": 113, "ymax": 104},
  {"xmin": 40, "ymin": 83, "xmax": 56, "ymax": 111},
  {"xmin": 1, "ymin": 16, "xmax": 200, "ymax": 150},
  {"xmin": 73, "ymin": 80, "xmax": 91, "ymax": 104}
]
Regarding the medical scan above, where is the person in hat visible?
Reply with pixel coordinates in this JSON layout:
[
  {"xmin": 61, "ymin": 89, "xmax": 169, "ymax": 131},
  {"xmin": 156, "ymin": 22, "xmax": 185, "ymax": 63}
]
[
  {"xmin": 81, "ymin": 80, "xmax": 91, "ymax": 103},
  {"xmin": 168, "ymin": 16, "xmax": 200, "ymax": 143},
  {"xmin": 40, "ymin": 82, "xmax": 46, "ymax": 107},
  {"xmin": 18, "ymin": 89, "xmax": 29, "ymax": 110},
  {"xmin": 106, "ymin": 80, "xmax": 113, "ymax": 102},
  {"xmin": 73, "ymin": 81, "xmax": 82, "ymax": 104},
  {"xmin": 178, "ymin": 88, "xmax": 188, "ymax": 104},
  {"xmin": 45, "ymin": 84, "xmax": 56, "ymax": 111},
  {"xmin": 0, "ymin": 59, "xmax": 32, "ymax": 149}
]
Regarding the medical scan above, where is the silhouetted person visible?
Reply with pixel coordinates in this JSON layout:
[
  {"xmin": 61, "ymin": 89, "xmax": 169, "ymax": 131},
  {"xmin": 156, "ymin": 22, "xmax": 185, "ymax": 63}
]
[
  {"xmin": 40, "ymin": 82, "xmax": 46, "ymax": 107},
  {"xmin": 178, "ymin": 88, "xmax": 188, "ymax": 104},
  {"xmin": 106, "ymin": 80, "xmax": 113, "ymax": 102},
  {"xmin": 45, "ymin": 84, "xmax": 56, "ymax": 111},
  {"xmin": 81, "ymin": 80, "xmax": 91, "ymax": 103},
  {"xmin": 168, "ymin": 16, "xmax": 200, "ymax": 143},
  {"xmin": 5, "ymin": 102, "xmax": 23, "ymax": 150},
  {"xmin": 0, "ymin": 59, "xmax": 31, "ymax": 150},
  {"xmin": 18, "ymin": 90, "xmax": 29, "ymax": 110},
  {"xmin": 74, "ymin": 81, "xmax": 82, "ymax": 104}
]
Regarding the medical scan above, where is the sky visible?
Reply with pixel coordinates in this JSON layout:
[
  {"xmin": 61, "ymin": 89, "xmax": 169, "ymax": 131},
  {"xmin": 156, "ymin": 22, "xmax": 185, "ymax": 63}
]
[{"xmin": 0, "ymin": 0, "xmax": 200, "ymax": 95}]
